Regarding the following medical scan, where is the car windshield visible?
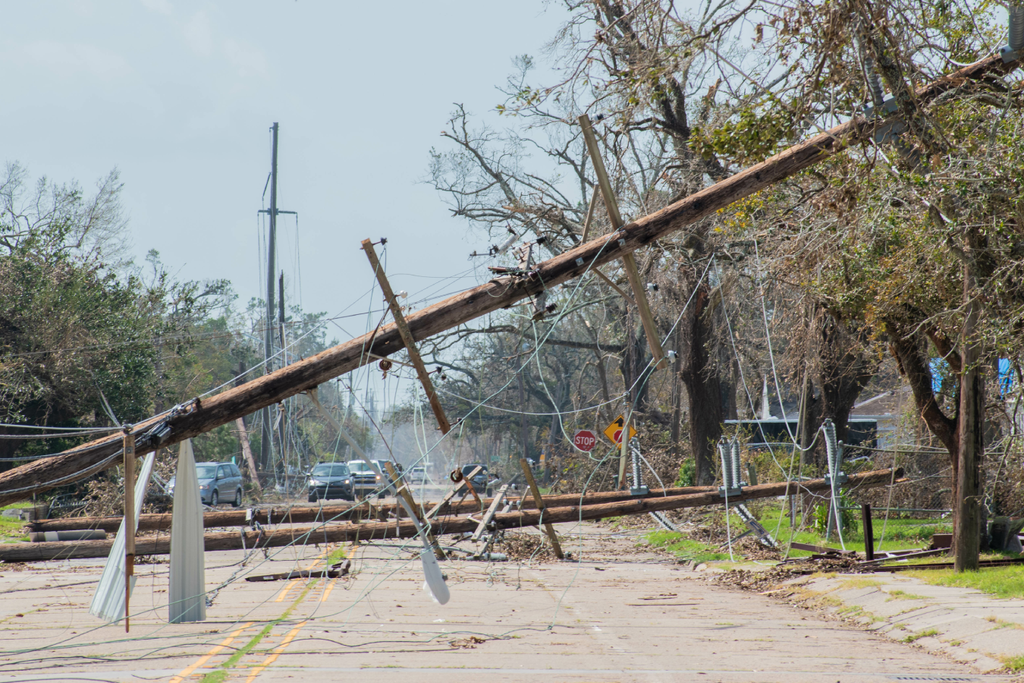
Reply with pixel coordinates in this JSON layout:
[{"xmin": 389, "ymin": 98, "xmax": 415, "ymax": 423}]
[
  {"xmin": 195, "ymin": 465, "xmax": 218, "ymax": 479},
  {"xmin": 348, "ymin": 460, "xmax": 373, "ymax": 473},
  {"xmin": 312, "ymin": 464, "xmax": 349, "ymax": 477}
]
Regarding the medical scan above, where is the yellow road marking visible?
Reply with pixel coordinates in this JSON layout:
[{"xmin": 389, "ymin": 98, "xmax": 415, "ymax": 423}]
[
  {"xmin": 320, "ymin": 578, "xmax": 337, "ymax": 603},
  {"xmin": 243, "ymin": 620, "xmax": 307, "ymax": 683},
  {"xmin": 168, "ymin": 622, "xmax": 253, "ymax": 683},
  {"xmin": 274, "ymin": 579, "xmax": 299, "ymax": 602}
]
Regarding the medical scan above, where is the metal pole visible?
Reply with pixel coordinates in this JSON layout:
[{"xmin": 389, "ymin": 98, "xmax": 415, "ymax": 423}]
[
  {"xmin": 122, "ymin": 431, "xmax": 135, "ymax": 633},
  {"xmin": 261, "ymin": 122, "xmax": 279, "ymax": 480}
]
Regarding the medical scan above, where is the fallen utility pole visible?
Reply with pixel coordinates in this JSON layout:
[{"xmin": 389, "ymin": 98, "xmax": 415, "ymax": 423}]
[
  {"xmin": 28, "ymin": 483, "xmax": 720, "ymax": 534},
  {"xmin": 0, "ymin": 49, "xmax": 1016, "ymax": 506},
  {"xmin": 2, "ymin": 468, "xmax": 898, "ymax": 562}
]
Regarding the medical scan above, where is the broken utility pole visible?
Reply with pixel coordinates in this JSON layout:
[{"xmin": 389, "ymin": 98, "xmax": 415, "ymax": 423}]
[
  {"xmin": 361, "ymin": 238, "xmax": 452, "ymax": 434},
  {"xmin": 0, "ymin": 52, "xmax": 1018, "ymax": 507},
  {"xmin": 579, "ymin": 113, "xmax": 666, "ymax": 372}
]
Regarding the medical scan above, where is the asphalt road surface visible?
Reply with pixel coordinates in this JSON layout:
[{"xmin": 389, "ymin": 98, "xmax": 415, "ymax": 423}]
[{"xmin": 0, "ymin": 521, "xmax": 1013, "ymax": 682}]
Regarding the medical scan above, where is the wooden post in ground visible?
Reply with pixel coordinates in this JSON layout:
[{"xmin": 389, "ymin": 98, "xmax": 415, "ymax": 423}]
[
  {"xmin": 862, "ymin": 503, "xmax": 875, "ymax": 562},
  {"xmin": 579, "ymin": 114, "xmax": 666, "ymax": 371},
  {"xmin": 520, "ymin": 458, "xmax": 564, "ymax": 559},
  {"xmin": 122, "ymin": 430, "xmax": 135, "ymax": 633},
  {"xmin": 618, "ymin": 419, "xmax": 630, "ymax": 490},
  {"xmin": 362, "ymin": 239, "xmax": 451, "ymax": 435},
  {"xmin": 383, "ymin": 461, "xmax": 445, "ymax": 560}
]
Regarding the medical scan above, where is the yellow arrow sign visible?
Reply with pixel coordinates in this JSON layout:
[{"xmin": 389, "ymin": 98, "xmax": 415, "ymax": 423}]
[{"xmin": 603, "ymin": 415, "xmax": 637, "ymax": 445}]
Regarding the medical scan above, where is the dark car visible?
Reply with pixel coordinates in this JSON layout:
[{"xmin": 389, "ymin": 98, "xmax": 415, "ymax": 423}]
[
  {"xmin": 461, "ymin": 463, "xmax": 490, "ymax": 495},
  {"xmin": 307, "ymin": 462, "xmax": 354, "ymax": 502},
  {"xmin": 167, "ymin": 461, "xmax": 243, "ymax": 507},
  {"xmin": 373, "ymin": 460, "xmax": 403, "ymax": 494}
]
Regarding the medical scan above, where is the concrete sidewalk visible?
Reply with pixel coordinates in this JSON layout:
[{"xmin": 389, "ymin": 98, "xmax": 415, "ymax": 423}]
[{"xmin": 766, "ymin": 569, "xmax": 1024, "ymax": 674}]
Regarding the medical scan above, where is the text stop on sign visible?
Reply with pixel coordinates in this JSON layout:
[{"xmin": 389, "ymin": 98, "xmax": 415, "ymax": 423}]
[{"xmin": 573, "ymin": 429, "xmax": 596, "ymax": 452}]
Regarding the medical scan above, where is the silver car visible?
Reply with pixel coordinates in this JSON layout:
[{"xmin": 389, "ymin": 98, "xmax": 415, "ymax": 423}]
[{"xmin": 167, "ymin": 461, "xmax": 243, "ymax": 507}]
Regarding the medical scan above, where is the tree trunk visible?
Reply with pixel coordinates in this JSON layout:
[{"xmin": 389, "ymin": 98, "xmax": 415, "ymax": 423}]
[
  {"xmin": 679, "ymin": 278, "xmax": 723, "ymax": 485},
  {"xmin": 816, "ymin": 313, "xmax": 878, "ymax": 465},
  {"xmin": 954, "ymin": 264, "xmax": 983, "ymax": 571}
]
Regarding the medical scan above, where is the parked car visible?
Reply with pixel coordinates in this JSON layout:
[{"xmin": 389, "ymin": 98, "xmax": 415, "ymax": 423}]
[
  {"xmin": 307, "ymin": 462, "xmax": 354, "ymax": 502},
  {"xmin": 461, "ymin": 463, "xmax": 490, "ymax": 496},
  {"xmin": 347, "ymin": 459, "xmax": 383, "ymax": 498},
  {"xmin": 407, "ymin": 465, "xmax": 429, "ymax": 485},
  {"xmin": 167, "ymin": 461, "xmax": 243, "ymax": 507},
  {"xmin": 373, "ymin": 460, "xmax": 403, "ymax": 494}
]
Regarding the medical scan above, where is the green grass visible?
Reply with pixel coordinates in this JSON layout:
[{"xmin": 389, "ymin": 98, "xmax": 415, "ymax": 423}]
[
  {"xmin": 886, "ymin": 589, "xmax": 928, "ymax": 600},
  {"xmin": 902, "ymin": 628, "xmax": 939, "ymax": 643},
  {"xmin": 645, "ymin": 530, "xmax": 732, "ymax": 562},
  {"xmin": 198, "ymin": 580, "xmax": 318, "ymax": 683},
  {"xmin": 756, "ymin": 504, "xmax": 952, "ymax": 557},
  {"xmin": 0, "ymin": 515, "xmax": 28, "ymax": 542},
  {"xmin": 903, "ymin": 566, "xmax": 1024, "ymax": 600},
  {"xmin": 1002, "ymin": 654, "xmax": 1024, "ymax": 672},
  {"xmin": 326, "ymin": 546, "xmax": 347, "ymax": 564}
]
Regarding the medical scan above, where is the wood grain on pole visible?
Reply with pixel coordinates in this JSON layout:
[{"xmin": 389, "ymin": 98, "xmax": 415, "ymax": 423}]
[
  {"xmin": 520, "ymin": 459, "xmax": 564, "ymax": 559},
  {"xmin": 31, "ymin": 483, "xmax": 723, "ymax": 534},
  {"xmin": 1, "ymin": 468, "xmax": 900, "ymax": 562},
  {"xmin": 362, "ymin": 239, "xmax": 451, "ymax": 435},
  {"xmin": 1, "ymin": 50, "xmax": 1014, "ymax": 505}
]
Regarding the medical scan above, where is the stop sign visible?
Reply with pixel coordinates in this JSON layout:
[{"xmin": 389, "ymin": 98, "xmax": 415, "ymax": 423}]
[{"xmin": 573, "ymin": 429, "xmax": 597, "ymax": 452}]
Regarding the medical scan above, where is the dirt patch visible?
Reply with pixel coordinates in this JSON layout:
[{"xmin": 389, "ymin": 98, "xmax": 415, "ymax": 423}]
[{"xmin": 493, "ymin": 531, "xmax": 557, "ymax": 562}]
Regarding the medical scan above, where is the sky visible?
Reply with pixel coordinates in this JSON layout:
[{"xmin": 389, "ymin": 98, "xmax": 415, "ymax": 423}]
[
  {"xmin": 3, "ymin": 0, "xmax": 567, "ymax": 331},
  {"xmin": 3, "ymin": 0, "xmax": 571, "ymax": 414}
]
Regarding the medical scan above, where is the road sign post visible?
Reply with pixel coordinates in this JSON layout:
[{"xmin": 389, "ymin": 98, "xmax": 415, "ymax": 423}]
[{"xmin": 603, "ymin": 416, "xmax": 637, "ymax": 445}]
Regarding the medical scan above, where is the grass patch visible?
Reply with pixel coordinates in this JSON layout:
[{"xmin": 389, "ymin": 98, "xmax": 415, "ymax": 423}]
[
  {"xmin": 326, "ymin": 546, "xmax": 347, "ymax": 564},
  {"xmin": 886, "ymin": 589, "xmax": 927, "ymax": 601},
  {"xmin": 757, "ymin": 504, "xmax": 952, "ymax": 558},
  {"xmin": 1001, "ymin": 654, "xmax": 1024, "ymax": 672},
  {"xmin": 902, "ymin": 628, "xmax": 939, "ymax": 643},
  {"xmin": 645, "ymin": 530, "xmax": 732, "ymax": 562},
  {"xmin": 0, "ymin": 516, "xmax": 28, "ymax": 542},
  {"xmin": 199, "ymin": 580, "xmax": 318, "ymax": 683},
  {"xmin": 903, "ymin": 566, "xmax": 1024, "ymax": 600},
  {"xmin": 840, "ymin": 577, "xmax": 883, "ymax": 590}
]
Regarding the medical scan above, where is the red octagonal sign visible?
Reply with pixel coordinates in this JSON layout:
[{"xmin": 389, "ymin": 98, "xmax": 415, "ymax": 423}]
[{"xmin": 573, "ymin": 429, "xmax": 597, "ymax": 452}]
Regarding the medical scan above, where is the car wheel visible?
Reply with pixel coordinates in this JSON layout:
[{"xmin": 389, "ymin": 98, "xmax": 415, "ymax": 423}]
[
  {"xmin": 211, "ymin": 490, "xmax": 219, "ymax": 506},
  {"xmin": 233, "ymin": 488, "xmax": 242, "ymax": 507},
  {"xmin": 308, "ymin": 495, "xmax": 317, "ymax": 503}
]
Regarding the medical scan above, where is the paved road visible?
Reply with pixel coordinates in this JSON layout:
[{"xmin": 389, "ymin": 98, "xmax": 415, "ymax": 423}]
[{"xmin": 0, "ymin": 523, "xmax": 1013, "ymax": 682}]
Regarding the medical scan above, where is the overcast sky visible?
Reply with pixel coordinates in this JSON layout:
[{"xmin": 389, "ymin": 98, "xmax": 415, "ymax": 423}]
[{"xmin": 4, "ymin": 0, "xmax": 566, "ymax": 330}]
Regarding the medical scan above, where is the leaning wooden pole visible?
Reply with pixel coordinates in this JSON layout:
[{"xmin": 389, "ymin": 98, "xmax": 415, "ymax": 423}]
[
  {"xmin": 362, "ymin": 238, "xmax": 452, "ymax": 434},
  {"xmin": 0, "ymin": 52, "xmax": 1017, "ymax": 506}
]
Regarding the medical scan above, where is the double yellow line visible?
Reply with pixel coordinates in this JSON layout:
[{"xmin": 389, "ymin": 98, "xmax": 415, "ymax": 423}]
[
  {"xmin": 168, "ymin": 622, "xmax": 253, "ymax": 683},
  {"xmin": 168, "ymin": 548, "xmax": 340, "ymax": 681},
  {"xmin": 242, "ymin": 620, "xmax": 307, "ymax": 683}
]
